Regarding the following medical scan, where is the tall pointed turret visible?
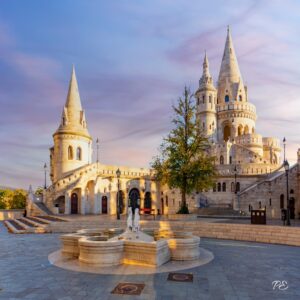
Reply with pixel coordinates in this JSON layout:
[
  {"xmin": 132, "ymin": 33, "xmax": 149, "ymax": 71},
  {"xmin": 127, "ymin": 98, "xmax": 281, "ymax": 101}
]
[
  {"xmin": 55, "ymin": 66, "xmax": 91, "ymax": 139},
  {"xmin": 196, "ymin": 52, "xmax": 217, "ymax": 142},
  {"xmin": 217, "ymin": 26, "xmax": 247, "ymax": 104},
  {"xmin": 51, "ymin": 66, "xmax": 92, "ymax": 182}
]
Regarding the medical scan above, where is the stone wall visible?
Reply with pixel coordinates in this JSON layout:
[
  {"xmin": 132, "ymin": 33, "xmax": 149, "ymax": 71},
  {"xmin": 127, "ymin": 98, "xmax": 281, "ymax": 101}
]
[
  {"xmin": 48, "ymin": 219, "xmax": 300, "ymax": 247},
  {"xmin": 0, "ymin": 209, "xmax": 24, "ymax": 220},
  {"xmin": 238, "ymin": 164, "xmax": 299, "ymax": 219}
]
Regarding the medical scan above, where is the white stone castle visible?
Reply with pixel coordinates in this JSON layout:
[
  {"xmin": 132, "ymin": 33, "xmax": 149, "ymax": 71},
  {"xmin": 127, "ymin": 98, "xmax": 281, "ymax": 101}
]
[{"xmin": 31, "ymin": 28, "xmax": 298, "ymax": 220}]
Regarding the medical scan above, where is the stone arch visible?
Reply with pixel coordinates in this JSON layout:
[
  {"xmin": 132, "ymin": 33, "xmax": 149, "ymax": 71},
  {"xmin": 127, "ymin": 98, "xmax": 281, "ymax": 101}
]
[
  {"xmin": 244, "ymin": 125, "xmax": 249, "ymax": 135},
  {"xmin": 129, "ymin": 188, "xmax": 140, "ymax": 208},
  {"xmin": 223, "ymin": 125, "xmax": 231, "ymax": 141},
  {"xmin": 71, "ymin": 192, "xmax": 79, "ymax": 214},
  {"xmin": 54, "ymin": 195, "xmax": 65, "ymax": 214},
  {"xmin": 238, "ymin": 125, "xmax": 243, "ymax": 136}
]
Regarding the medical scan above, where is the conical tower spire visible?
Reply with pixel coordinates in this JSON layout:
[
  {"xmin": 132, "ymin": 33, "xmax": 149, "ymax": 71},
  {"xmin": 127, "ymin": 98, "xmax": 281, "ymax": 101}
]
[
  {"xmin": 54, "ymin": 66, "xmax": 91, "ymax": 139},
  {"xmin": 199, "ymin": 51, "xmax": 214, "ymax": 89},
  {"xmin": 65, "ymin": 65, "xmax": 82, "ymax": 112},
  {"xmin": 217, "ymin": 27, "xmax": 246, "ymax": 103}
]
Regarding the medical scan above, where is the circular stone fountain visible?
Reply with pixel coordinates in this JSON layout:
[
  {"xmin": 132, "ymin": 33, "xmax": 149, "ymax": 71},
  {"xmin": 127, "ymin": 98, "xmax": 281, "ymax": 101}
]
[{"xmin": 49, "ymin": 209, "xmax": 214, "ymax": 274}]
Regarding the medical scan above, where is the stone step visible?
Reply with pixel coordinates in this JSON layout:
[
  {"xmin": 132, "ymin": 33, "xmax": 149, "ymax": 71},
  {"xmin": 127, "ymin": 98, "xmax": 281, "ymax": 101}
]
[{"xmin": 4, "ymin": 220, "xmax": 27, "ymax": 233}]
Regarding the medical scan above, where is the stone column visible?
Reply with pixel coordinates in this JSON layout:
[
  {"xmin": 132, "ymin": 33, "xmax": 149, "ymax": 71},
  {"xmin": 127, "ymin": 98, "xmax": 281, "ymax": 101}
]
[
  {"xmin": 81, "ymin": 191, "xmax": 86, "ymax": 215},
  {"xmin": 64, "ymin": 191, "xmax": 71, "ymax": 215},
  {"xmin": 93, "ymin": 188, "xmax": 101, "ymax": 214}
]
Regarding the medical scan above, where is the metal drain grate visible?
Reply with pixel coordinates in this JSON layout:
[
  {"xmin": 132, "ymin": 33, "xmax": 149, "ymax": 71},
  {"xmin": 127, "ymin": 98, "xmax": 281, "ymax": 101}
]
[
  {"xmin": 168, "ymin": 273, "xmax": 193, "ymax": 282},
  {"xmin": 111, "ymin": 283, "xmax": 145, "ymax": 295}
]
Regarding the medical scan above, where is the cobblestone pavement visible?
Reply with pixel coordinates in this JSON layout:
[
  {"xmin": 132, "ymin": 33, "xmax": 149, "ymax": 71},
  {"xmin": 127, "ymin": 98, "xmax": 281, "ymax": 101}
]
[{"xmin": 0, "ymin": 222, "xmax": 300, "ymax": 300}]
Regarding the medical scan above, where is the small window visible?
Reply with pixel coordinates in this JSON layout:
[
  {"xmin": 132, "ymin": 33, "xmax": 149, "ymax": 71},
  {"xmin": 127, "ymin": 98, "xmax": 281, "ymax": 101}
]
[
  {"xmin": 280, "ymin": 194, "xmax": 284, "ymax": 209},
  {"xmin": 229, "ymin": 156, "xmax": 232, "ymax": 164},
  {"xmin": 225, "ymin": 95, "xmax": 229, "ymax": 102},
  {"xmin": 236, "ymin": 182, "xmax": 240, "ymax": 192},
  {"xmin": 209, "ymin": 95, "xmax": 212, "ymax": 103},
  {"xmin": 76, "ymin": 147, "xmax": 82, "ymax": 160},
  {"xmin": 222, "ymin": 182, "xmax": 226, "ymax": 192},
  {"xmin": 68, "ymin": 146, "xmax": 73, "ymax": 160},
  {"xmin": 202, "ymin": 95, "xmax": 205, "ymax": 103},
  {"xmin": 197, "ymin": 98, "xmax": 200, "ymax": 105},
  {"xmin": 220, "ymin": 155, "xmax": 224, "ymax": 165},
  {"xmin": 217, "ymin": 183, "xmax": 221, "ymax": 192},
  {"xmin": 269, "ymin": 198, "xmax": 272, "ymax": 206},
  {"xmin": 239, "ymin": 95, "xmax": 242, "ymax": 101}
]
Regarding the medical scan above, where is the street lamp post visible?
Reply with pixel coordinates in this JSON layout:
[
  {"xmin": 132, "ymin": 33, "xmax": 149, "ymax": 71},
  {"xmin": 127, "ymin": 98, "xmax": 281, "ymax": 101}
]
[
  {"xmin": 283, "ymin": 137, "xmax": 286, "ymax": 162},
  {"xmin": 96, "ymin": 138, "xmax": 99, "ymax": 164},
  {"xmin": 234, "ymin": 165, "xmax": 237, "ymax": 194},
  {"xmin": 44, "ymin": 163, "xmax": 47, "ymax": 189},
  {"xmin": 284, "ymin": 160, "xmax": 291, "ymax": 226},
  {"xmin": 116, "ymin": 168, "xmax": 121, "ymax": 220}
]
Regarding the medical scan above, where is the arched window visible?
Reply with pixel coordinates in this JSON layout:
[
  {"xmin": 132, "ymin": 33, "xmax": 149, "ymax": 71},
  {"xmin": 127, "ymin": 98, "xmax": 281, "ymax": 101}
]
[
  {"xmin": 244, "ymin": 125, "xmax": 249, "ymax": 134},
  {"xmin": 202, "ymin": 95, "xmax": 205, "ymax": 103},
  {"xmin": 231, "ymin": 182, "xmax": 235, "ymax": 192},
  {"xmin": 222, "ymin": 182, "xmax": 226, "ymax": 192},
  {"xmin": 229, "ymin": 156, "xmax": 232, "ymax": 164},
  {"xmin": 220, "ymin": 155, "xmax": 224, "ymax": 165},
  {"xmin": 280, "ymin": 194, "xmax": 284, "ymax": 209},
  {"xmin": 68, "ymin": 146, "xmax": 73, "ymax": 160},
  {"xmin": 217, "ymin": 183, "xmax": 221, "ymax": 192},
  {"xmin": 236, "ymin": 182, "xmax": 240, "ymax": 192},
  {"xmin": 197, "ymin": 98, "xmax": 200, "ymax": 105},
  {"xmin": 239, "ymin": 95, "xmax": 242, "ymax": 101},
  {"xmin": 76, "ymin": 147, "xmax": 82, "ymax": 160},
  {"xmin": 290, "ymin": 189, "xmax": 294, "ymax": 194},
  {"xmin": 238, "ymin": 125, "xmax": 243, "ymax": 136},
  {"xmin": 209, "ymin": 95, "xmax": 212, "ymax": 103},
  {"xmin": 225, "ymin": 95, "xmax": 229, "ymax": 102}
]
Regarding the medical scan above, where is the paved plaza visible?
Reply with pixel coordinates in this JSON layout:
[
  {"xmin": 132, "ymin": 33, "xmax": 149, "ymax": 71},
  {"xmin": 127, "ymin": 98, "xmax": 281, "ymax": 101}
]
[{"xmin": 0, "ymin": 222, "xmax": 300, "ymax": 300}]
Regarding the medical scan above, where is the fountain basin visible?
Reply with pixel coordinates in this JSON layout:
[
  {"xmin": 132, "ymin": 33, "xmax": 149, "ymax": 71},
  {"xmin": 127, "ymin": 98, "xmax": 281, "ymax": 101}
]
[
  {"xmin": 79, "ymin": 237, "xmax": 124, "ymax": 266},
  {"xmin": 60, "ymin": 229, "xmax": 111, "ymax": 257},
  {"xmin": 123, "ymin": 239, "xmax": 170, "ymax": 266}
]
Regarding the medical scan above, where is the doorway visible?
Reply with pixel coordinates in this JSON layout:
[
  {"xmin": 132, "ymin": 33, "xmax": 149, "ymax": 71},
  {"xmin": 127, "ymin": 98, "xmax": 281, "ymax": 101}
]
[
  {"xmin": 71, "ymin": 193, "xmax": 78, "ymax": 214},
  {"xmin": 102, "ymin": 196, "xmax": 108, "ymax": 214}
]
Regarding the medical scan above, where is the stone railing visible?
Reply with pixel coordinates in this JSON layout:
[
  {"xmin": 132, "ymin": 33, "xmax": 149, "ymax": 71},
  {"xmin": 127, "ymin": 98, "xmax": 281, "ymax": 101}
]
[{"xmin": 217, "ymin": 102, "xmax": 256, "ymax": 114}]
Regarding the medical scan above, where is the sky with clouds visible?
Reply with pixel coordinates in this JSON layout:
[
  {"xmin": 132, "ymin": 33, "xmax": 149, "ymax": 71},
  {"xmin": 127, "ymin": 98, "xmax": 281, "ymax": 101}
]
[{"xmin": 0, "ymin": 0, "xmax": 300, "ymax": 189}]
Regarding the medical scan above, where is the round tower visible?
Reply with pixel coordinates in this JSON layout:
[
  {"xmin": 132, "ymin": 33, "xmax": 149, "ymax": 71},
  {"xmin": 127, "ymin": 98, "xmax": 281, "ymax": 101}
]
[
  {"xmin": 50, "ymin": 66, "xmax": 92, "ymax": 182},
  {"xmin": 195, "ymin": 52, "xmax": 217, "ymax": 142},
  {"xmin": 216, "ymin": 26, "xmax": 257, "ymax": 142}
]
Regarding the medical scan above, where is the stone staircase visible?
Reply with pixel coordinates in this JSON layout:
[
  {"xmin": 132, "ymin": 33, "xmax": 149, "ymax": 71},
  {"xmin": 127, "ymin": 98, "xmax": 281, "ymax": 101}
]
[
  {"xmin": 4, "ymin": 215, "xmax": 66, "ymax": 234},
  {"xmin": 197, "ymin": 207, "xmax": 242, "ymax": 217},
  {"xmin": 32, "ymin": 202, "xmax": 53, "ymax": 215}
]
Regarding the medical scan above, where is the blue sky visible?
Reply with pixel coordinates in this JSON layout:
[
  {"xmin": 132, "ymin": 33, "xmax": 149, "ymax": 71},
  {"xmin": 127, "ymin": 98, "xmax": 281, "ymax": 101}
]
[{"xmin": 1, "ymin": 0, "xmax": 300, "ymax": 189}]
